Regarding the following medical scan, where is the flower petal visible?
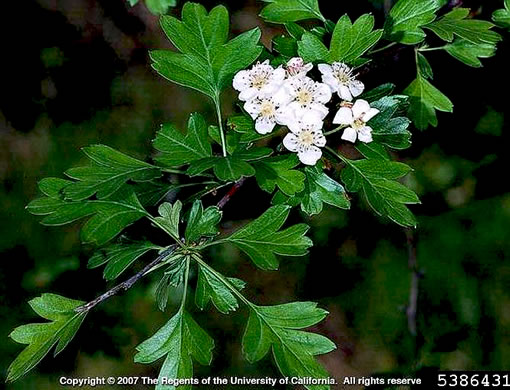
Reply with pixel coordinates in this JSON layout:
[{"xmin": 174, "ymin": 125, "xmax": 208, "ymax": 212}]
[
  {"xmin": 244, "ymin": 100, "xmax": 261, "ymax": 120},
  {"xmin": 318, "ymin": 63, "xmax": 333, "ymax": 76},
  {"xmin": 314, "ymin": 82, "xmax": 333, "ymax": 103},
  {"xmin": 338, "ymin": 85, "xmax": 353, "ymax": 101},
  {"xmin": 333, "ymin": 107, "xmax": 354, "ymax": 125},
  {"xmin": 341, "ymin": 127, "xmax": 357, "ymax": 143},
  {"xmin": 233, "ymin": 70, "xmax": 250, "ymax": 91},
  {"xmin": 255, "ymin": 117, "xmax": 276, "ymax": 134},
  {"xmin": 349, "ymin": 80, "xmax": 365, "ymax": 97},
  {"xmin": 239, "ymin": 87, "xmax": 258, "ymax": 102},
  {"xmin": 283, "ymin": 132, "xmax": 301, "ymax": 152},
  {"xmin": 313, "ymin": 131, "xmax": 327, "ymax": 147},
  {"xmin": 309, "ymin": 103, "xmax": 329, "ymax": 120},
  {"xmin": 298, "ymin": 146, "xmax": 322, "ymax": 166},
  {"xmin": 358, "ymin": 126, "xmax": 373, "ymax": 143},
  {"xmin": 272, "ymin": 67, "xmax": 286, "ymax": 84},
  {"xmin": 362, "ymin": 108, "xmax": 380, "ymax": 123},
  {"xmin": 352, "ymin": 99, "xmax": 371, "ymax": 119},
  {"xmin": 273, "ymin": 86, "xmax": 292, "ymax": 106}
]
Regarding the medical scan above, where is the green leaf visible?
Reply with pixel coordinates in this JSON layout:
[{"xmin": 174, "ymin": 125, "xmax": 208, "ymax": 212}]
[
  {"xmin": 254, "ymin": 155, "xmax": 306, "ymax": 197},
  {"xmin": 225, "ymin": 205, "xmax": 312, "ymax": 270},
  {"xmin": 88, "ymin": 242, "xmax": 160, "ymax": 281},
  {"xmin": 63, "ymin": 145, "xmax": 161, "ymax": 201},
  {"xmin": 154, "ymin": 201, "xmax": 183, "ymax": 240},
  {"xmin": 195, "ymin": 265, "xmax": 245, "ymax": 314},
  {"xmin": 361, "ymin": 83, "xmax": 396, "ymax": 102},
  {"xmin": 133, "ymin": 181, "xmax": 176, "ymax": 207},
  {"xmin": 259, "ymin": 0, "xmax": 325, "ymax": 24},
  {"xmin": 27, "ymin": 183, "xmax": 147, "ymax": 246},
  {"xmin": 356, "ymin": 142, "xmax": 390, "ymax": 161},
  {"xmin": 214, "ymin": 156, "xmax": 256, "ymax": 182},
  {"xmin": 404, "ymin": 75, "xmax": 453, "ymax": 130},
  {"xmin": 153, "ymin": 113, "xmax": 212, "ymax": 168},
  {"xmin": 273, "ymin": 35, "xmax": 299, "ymax": 59},
  {"xmin": 127, "ymin": 0, "xmax": 139, "ymax": 6},
  {"xmin": 425, "ymin": 8, "xmax": 501, "ymax": 46},
  {"xmin": 227, "ymin": 114, "xmax": 268, "ymax": 143},
  {"xmin": 444, "ymin": 39, "xmax": 497, "ymax": 68},
  {"xmin": 242, "ymin": 302, "xmax": 335, "ymax": 390},
  {"xmin": 340, "ymin": 157, "xmax": 420, "ymax": 227},
  {"xmin": 384, "ymin": 0, "xmax": 442, "ymax": 44},
  {"xmin": 329, "ymin": 14, "xmax": 383, "ymax": 65},
  {"xmin": 297, "ymin": 14, "xmax": 382, "ymax": 66},
  {"xmin": 416, "ymin": 52, "xmax": 434, "ymax": 79},
  {"xmin": 151, "ymin": 3, "xmax": 262, "ymax": 100},
  {"xmin": 185, "ymin": 200, "xmax": 222, "ymax": 243},
  {"xmin": 493, "ymin": 0, "xmax": 510, "ymax": 29},
  {"xmin": 135, "ymin": 310, "xmax": 214, "ymax": 390},
  {"xmin": 370, "ymin": 96, "xmax": 412, "ymax": 149},
  {"xmin": 297, "ymin": 32, "xmax": 330, "ymax": 63},
  {"xmin": 145, "ymin": 0, "xmax": 177, "ymax": 15},
  {"xmin": 273, "ymin": 167, "xmax": 351, "ymax": 216},
  {"xmin": 208, "ymin": 125, "xmax": 239, "ymax": 154},
  {"xmin": 7, "ymin": 294, "xmax": 86, "ymax": 382}
]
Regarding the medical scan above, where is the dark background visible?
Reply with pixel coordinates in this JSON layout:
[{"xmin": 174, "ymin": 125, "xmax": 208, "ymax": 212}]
[{"xmin": 1, "ymin": 0, "xmax": 509, "ymax": 389}]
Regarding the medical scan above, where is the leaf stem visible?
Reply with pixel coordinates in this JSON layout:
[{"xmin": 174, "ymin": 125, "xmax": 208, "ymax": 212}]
[
  {"xmin": 325, "ymin": 146, "xmax": 350, "ymax": 165},
  {"xmin": 214, "ymin": 95, "xmax": 228, "ymax": 157},
  {"xmin": 191, "ymin": 254, "xmax": 253, "ymax": 308},
  {"xmin": 75, "ymin": 245, "xmax": 177, "ymax": 313},
  {"xmin": 324, "ymin": 125, "xmax": 347, "ymax": 137},
  {"xmin": 418, "ymin": 46, "xmax": 446, "ymax": 52},
  {"xmin": 146, "ymin": 215, "xmax": 186, "ymax": 248},
  {"xmin": 368, "ymin": 41, "xmax": 397, "ymax": 55},
  {"xmin": 179, "ymin": 257, "xmax": 191, "ymax": 312}
]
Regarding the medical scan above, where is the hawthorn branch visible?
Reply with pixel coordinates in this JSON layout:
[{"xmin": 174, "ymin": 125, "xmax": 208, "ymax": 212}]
[
  {"xmin": 75, "ymin": 245, "xmax": 177, "ymax": 313},
  {"xmin": 217, "ymin": 177, "xmax": 246, "ymax": 209},
  {"xmin": 405, "ymin": 228, "xmax": 420, "ymax": 336}
]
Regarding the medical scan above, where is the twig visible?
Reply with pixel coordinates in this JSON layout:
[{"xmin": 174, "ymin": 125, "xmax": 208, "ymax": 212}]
[
  {"xmin": 405, "ymin": 228, "xmax": 420, "ymax": 336},
  {"xmin": 217, "ymin": 178, "xmax": 246, "ymax": 209},
  {"xmin": 75, "ymin": 246, "xmax": 177, "ymax": 313}
]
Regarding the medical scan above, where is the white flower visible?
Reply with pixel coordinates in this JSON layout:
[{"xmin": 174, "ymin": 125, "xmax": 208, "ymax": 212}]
[
  {"xmin": 281, "ymin": 76, "xmax": 332, "ymax": 121},
  {"xmin": 333, "ymin": 99, "xmax": 380, "ymax": 143},
  {"xmin": 244, "ymin": 96, "xmax": 287, "ymax": 134},
  {"xmin": 233, "ymin": 60, "xmax": 286, "ymax": 101},
  {"xmin": 283, "ymin": 114, "xmax": 326, "ymax": 166},
  {"xmin": 318, "ymin": 62, "xmax": 364, "ymax": 101},
  {"xmin": 286, "ymin": 57, "xmax": 313, "ymax": 78}
]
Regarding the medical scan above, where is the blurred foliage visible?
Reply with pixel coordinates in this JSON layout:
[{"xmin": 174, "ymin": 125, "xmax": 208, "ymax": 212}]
[{"xmin": 1, "ymin": 0, "xmax": 509, "ymax": 388}]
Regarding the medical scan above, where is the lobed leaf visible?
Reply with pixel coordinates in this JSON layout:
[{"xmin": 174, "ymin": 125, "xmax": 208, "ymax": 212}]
[
  {"xmin": 8, "ymin": 294, "xmax": 86, "ymax": 382},
  {"xmin": 135, "ymin": 310, "xmax": 214, "ymax": 390},
  {"xmin": 151, "ymin": 3, "xmax": 262, "ymax": 100},
  {"xmin": 225, "ymin": 205, "xmax": 312, "ymax": 270},
  {"xmin": 184, "ymin": 200, "xmax": 222, "ymax": 243},
  {"xmin": 259, "ymin": 0, "xmax": 325, "ymax": 24},
  {"xmin": 254, "ymin": 155, "xmax": 306, "ymax": 197},
  {"xmin": 425, "ymin": 8, "xmax": 501, "ymax": 46},
  {"xmin": 273, "ymin": 166, "xmax": 350, "ymax": 216},
  {"xmin": 370, "ymin": 95, "xmax": 412, "ymax": 150},
  {"xmin": 444, "ymin": 39, "xmax": 497, "ymax": 68},
  {"xmin": 329, "ymin": 14, "xmax": 383, "ymax": 65},
  {"xmin": 27, "ymin": 181, "xmax": 147, "ymax": 246},
  {"xmin": 493, "ymin": 0, "xmax": 510, "ymax": 29},
  {"xmin": 384, "ymin": 0, "xmax": 442, "ymax": 44},
  {"xmin": 195, "ymin": 265, "xmax": 246, "ymax": 314},
  {"xmin": 404, "ymin": 75, "xmax": 453, "ymax": 130},
  {"xmin": 340, "ymin": 158, "xmax": 420, "ymax": 227},
  {"xmin": 63, "ymin": 145, "xmax": 161, "ymax": 201},
  {"xmin": 153, "ymin": 113, "xmax": 212, "ymax": 168},
  {"xmin": 242, "ymin": 302, "xmax": 335, "ymax": 390},
  {"xmin": 88, "ymin": 242, "xmax": 160, "ymax": 281}
]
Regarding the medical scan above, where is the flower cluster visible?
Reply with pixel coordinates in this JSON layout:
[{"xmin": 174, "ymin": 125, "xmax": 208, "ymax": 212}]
[{"xmin": 233, "ymin": 58, "xmax": 379, "ymax": 165}]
